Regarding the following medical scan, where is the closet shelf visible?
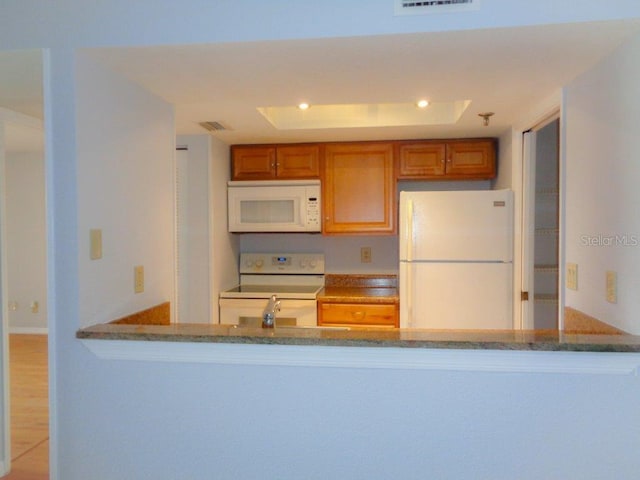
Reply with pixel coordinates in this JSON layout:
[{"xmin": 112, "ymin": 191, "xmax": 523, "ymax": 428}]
[
  {"xmin": 534, "ymin": 293, "xmax": 559, "ymax": 304},
  {"xmin": 534, "ymin": 265, "xmax": 559, "ymax": 273},
  {"xmin": 535, "ymin": 228, "xmax": 559, "ymax": 236},
  {"xmin": 535, "ymin": 188, "xmax": 559, "ymax": 195}
]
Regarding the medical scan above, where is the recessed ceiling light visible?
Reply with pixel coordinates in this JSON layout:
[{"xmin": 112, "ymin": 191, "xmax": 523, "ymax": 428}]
[
  {"xmin": 416, "ymin": 99, "xmax": 430, "ymax": 108},
  {"xmin": 298, "ymin": 103, "xmax": 310, "ymax": 110}
]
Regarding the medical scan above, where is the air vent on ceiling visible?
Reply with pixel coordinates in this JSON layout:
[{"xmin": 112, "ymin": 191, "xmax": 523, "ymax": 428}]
[
  {"xmin": 199, "ymin": 121, "xmax": 230, "ymax": 132},
  {"xmin": 394, "ymin": 0, "xmax": 480, "ymax": 15}
]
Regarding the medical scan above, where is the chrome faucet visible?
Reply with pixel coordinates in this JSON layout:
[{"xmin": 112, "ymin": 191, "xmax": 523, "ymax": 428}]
[{"xmin": 262, "ymin": 294, "xmax": 281, "ymax": 328}]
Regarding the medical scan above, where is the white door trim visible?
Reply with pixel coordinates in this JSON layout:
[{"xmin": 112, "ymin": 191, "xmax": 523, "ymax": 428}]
[
  {"xmin": 521, "ymin": 112, "xmax": 561, "ymax": 331},
  {"xmin": 521, "ymin": 129, "xmax": 537, "ymax": 330},
  {"xmin": 0, "ymin": 116, "xmax": 11, "ymax": 477}
]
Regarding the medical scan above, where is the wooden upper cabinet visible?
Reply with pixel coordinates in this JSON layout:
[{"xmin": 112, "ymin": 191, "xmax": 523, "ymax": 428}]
[
  {"xmin": 231, "ymin": 144, "xmax": 320, "ymax": 180},
  {"xmin": 323, "ymin": 142, "xmax": 396, "ymax": 235},
  {"xmin": 445, "ymin": 140, "xmax": 495, "ymax": 178},
  {"xmin": 231, "ymin": 146, "xmax": 276, "ymax": 179},
  {"xmin": 276, "ymin": 144, "xmax": 320, "ymax": 178},
  {"xmin": 397, "ymin": 142, "xmax": 446, "ymax": 177},
  {"xmin": 397, "ymin": 139, "xmax": 496, "ymax": 180}
]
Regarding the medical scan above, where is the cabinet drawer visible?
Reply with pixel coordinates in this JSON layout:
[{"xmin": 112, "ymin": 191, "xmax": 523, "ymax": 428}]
[{"xmin": 318, "ymin": 303, "xmax": 398, "ymax": 327}]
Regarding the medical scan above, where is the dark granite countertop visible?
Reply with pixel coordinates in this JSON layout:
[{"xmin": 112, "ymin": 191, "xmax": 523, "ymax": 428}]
[{"xmin": 76, "ymin": 322, "xmax": 640, "ymax": 352}]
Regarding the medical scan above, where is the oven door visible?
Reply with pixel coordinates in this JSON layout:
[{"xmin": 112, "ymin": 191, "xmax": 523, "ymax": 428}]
[{"xmin": 219, "ymin": 298, "xmax": 317, "ymax": 326}]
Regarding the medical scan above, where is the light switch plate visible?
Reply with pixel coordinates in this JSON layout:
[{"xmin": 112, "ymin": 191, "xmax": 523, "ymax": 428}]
[
  {"xmin": 606, "ymin": 270, "xmax": 617, "ymax": 303},
  {"xmin": 90, "ymin": 229, "xmax": 102, "ymax": 260},
  {"xmin": 566, "ymin": 263, "xmax": 578, "ymax": 290},
  {"xmin": 134, "ymin": 265, "xmax": 144, "ymax": 293}
]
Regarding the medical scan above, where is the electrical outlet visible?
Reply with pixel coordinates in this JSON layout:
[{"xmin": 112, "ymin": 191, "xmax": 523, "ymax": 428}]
[
  {"xmin": 566, "ymin": 263, "xmax": 578, "ymax": 290},
  {"xmin": 361, "ymin": 246, "xmax": 372, "ymax": 263},
  {"xmin": 606, "ymin": 270, "xmax": 617, "ymax": 303},
  {"xmin": 134, "ymin": 265, "xmax": 144, "ymax": 293},
  {"xmin": 31, "ymin": 301, "xmax": 39, "ymax": 314}
]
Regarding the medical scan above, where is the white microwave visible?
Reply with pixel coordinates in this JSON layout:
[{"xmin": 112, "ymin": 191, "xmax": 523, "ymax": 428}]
[{"xmin": 227, "ymin": 179, "xmax": 321, "ymax": 232}]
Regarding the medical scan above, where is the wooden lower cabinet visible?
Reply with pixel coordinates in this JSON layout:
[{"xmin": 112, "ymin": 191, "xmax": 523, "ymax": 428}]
[{"xmin": 318, "ymin": 302, "xmax": 399, "ymax": 328}]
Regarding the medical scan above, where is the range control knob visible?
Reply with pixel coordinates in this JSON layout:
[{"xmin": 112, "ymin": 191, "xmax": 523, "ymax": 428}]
[
  {"xmin": 255, "ymin": 259, "xmax": 264, "ymax": 269},
  {"xmin": 244, "ymin": 259, "xmax": 254, "ymax": 268}
]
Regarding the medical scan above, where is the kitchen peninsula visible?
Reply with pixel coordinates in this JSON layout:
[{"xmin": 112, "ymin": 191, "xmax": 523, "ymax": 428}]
[{"xmin": 77, "ymin": 311, "xmax": 640, "ymax": 353}]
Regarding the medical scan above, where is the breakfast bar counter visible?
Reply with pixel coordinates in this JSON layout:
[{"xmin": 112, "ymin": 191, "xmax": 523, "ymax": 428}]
[{"xmin": 76, "ymin": 322, "xmax": 640, "ymax": 352}]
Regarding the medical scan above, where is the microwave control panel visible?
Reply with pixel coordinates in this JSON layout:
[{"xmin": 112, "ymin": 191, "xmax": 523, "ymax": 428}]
[{"xmin": 305, "ymin": 194, "xmax": 320, "ymax": 229}]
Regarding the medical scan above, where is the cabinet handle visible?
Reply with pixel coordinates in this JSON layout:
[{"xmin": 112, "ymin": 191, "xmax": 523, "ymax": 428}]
[{"xmin": 351, "ymin": 311, "xmax": 365, "ymax": 320}]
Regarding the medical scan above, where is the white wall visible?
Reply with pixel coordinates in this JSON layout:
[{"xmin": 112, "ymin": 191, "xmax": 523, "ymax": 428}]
[
  {"xmin": 564, "ymin": 31, "xmax": 640, "ymax": 334},
  {"xmin": 176, "ymin": 134, "xmax": 238, "ymax": 324},
  {"xmin": 6, "ymin": 152, "xmax": 47, "ymax": 331},
  {"xmin": 208, "ymin": 135, "xmax": 240, "ymax": 323},
  {"xmin": 175, "ymin": 136, "xmax": 210, "ymax": 323},
  {"xmin": 494, "ymin": 129, "xmax": 513, "ymax": 190},
  {"xmin": 2, "ymin": 2, "xmax": 640, "ymax": 479},
  {"xmin": 76, "ymin": 52, "xmax": 175, "ymax": 327}
]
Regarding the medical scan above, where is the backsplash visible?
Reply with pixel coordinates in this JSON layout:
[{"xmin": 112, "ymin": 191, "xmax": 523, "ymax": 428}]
[
  {"xmin": 238, "ymin": 181, "xmax": 491, "ymax": 275},
  {"xmin": 239, "ymin": 234, "xmax": 399, "ymax": 274}
]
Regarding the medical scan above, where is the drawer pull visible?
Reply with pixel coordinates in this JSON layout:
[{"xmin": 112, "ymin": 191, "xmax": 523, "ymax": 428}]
[{"xmin": 351, "ymin": 311, "xmax": 365, "ymax": 320}]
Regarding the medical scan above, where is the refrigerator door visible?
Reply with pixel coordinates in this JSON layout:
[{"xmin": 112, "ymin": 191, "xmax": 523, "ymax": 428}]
[
  {"xmin": 400, "ymin": 190, "xmax": 513, "ymax": 262},
  {"xmin": 400, "ymin": 262, "xmax": 513, "ymax": 329}
]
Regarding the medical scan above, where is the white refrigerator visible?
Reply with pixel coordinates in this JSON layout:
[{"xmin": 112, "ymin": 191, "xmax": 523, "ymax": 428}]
[{"xmin": 399, "ymin": 189, "xmax": 514, "ymax": 329}]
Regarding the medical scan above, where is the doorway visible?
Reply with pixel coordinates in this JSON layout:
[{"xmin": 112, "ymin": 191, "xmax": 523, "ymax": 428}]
[
  {"xmin": 522, "ymin": 117, "xmax": 560, "ymax": 330},
  {"xmin": 0, "ymin": 49, "xmax": 48, "ymax": 478}
]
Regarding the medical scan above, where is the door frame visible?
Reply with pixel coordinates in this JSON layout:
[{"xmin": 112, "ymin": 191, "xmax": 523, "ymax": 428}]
[
  {"xmin": 521, "ymin": 114, "xmax": 561, "ymax": 330},
  {"xmin": 0, "ymin": 114, "xmax": 10, "ymax": 476},
  {"xmin": 0, "ymin": 65, "xmax": 48, "ymax": 477},
  {"xmin": 509, "ymin": 91, "xmax": 563, "ymax": 330}
]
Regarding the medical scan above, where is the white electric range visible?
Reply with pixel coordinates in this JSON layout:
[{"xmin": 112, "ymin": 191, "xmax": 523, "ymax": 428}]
[{"xmin": 218, "ymin": 253, "xmax": 325, "ymax": 326}]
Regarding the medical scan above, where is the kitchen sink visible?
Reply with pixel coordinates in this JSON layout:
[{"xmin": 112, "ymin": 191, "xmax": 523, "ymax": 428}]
[{"xmin": 235, "ymin": 316, "xmax": 349, "ymax": 330}]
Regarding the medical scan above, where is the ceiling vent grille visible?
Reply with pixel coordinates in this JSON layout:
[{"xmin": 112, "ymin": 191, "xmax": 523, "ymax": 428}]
[
  {"xmin": 394, "ymin": 0, "xmax": 480, "ymax": 15},
  {"xmin": 199, "ymin": 121, "xmax": 230, "ymax": 132}
]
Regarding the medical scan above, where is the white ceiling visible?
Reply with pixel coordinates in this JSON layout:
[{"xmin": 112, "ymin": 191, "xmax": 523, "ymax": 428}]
[
  {"xmin": 2, "ymin": 20, "xmax": 640, "ymax": 149},
  {"xmin": 85, "ymin": 20, "xmax": 640, "ymax": 145}
]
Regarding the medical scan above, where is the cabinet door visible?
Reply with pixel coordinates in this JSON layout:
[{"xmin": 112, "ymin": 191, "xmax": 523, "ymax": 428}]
[
  {"xmin": 231, "ymin": 146, "xmax": 276, "ymax": 180},
  {"xmin": 276, "ymin": 144, "xmax": 320, "ymax": 178},
  {"xmin": 318, "ymin": 303, "xmax": 399, "ymax": 328},
  {"xmin": 323, "ymin": 143, "xmax": 395, "ymax": 234},
  {"xmin": 446, "ymin": 140, "xmax": 495, "ymax": 178},
  {"xmin": 397, "ymin": 142, "xmax": 446, "ymax": 178}
]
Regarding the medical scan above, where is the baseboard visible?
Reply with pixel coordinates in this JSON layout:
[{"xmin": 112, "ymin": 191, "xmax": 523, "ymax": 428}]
[{"xmin": 9, "ymin": 326, "xmax": 48, "ymax": 335}]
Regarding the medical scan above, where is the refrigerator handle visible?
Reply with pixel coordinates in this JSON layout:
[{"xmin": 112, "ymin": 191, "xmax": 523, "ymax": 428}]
[
  {"xmin": 403, "ymin": 263, "xmax": 414, "ymax": 328},
  {"xmin": 405, "ymin": 198, "xmax": 414, "ymax": 262}
]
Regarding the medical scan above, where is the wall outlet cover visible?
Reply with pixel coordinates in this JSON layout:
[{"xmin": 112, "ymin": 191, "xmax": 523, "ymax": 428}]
[{"xmin": 360, "ymin": 246, "xmax": 372, "ymax": 263}]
